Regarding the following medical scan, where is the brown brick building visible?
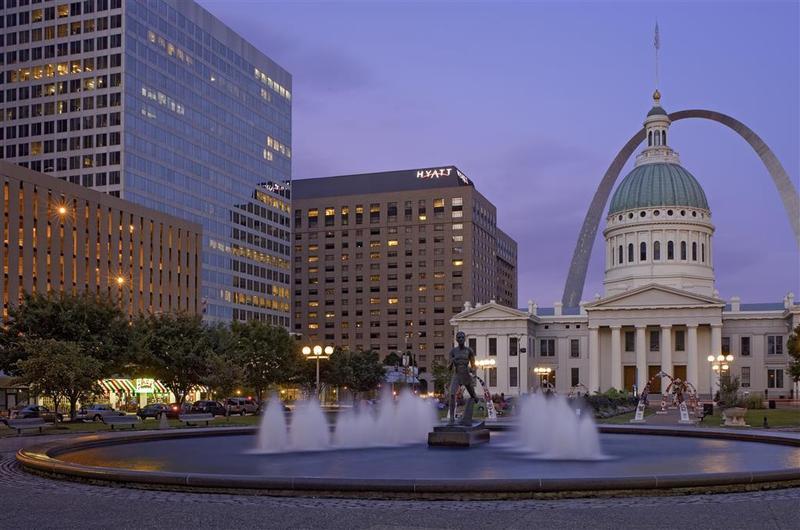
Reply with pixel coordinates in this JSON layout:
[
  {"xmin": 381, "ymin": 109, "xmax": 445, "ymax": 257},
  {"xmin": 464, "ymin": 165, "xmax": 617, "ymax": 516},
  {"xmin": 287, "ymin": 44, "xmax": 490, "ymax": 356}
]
[
  {"xmin": 0, "ymin": 161, "xmax": 201, "ymax": 318},
  {"xmin": 291, "ymin": 166, "xmax": 518, "ymax": 376}
]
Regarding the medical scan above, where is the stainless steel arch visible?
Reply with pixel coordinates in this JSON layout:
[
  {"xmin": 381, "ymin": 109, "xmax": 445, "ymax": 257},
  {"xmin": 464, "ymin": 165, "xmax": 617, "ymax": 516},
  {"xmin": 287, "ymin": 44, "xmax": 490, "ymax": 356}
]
[{"xmin": 562, "ymin": 109, "xmax": 800, "ymax": 308}]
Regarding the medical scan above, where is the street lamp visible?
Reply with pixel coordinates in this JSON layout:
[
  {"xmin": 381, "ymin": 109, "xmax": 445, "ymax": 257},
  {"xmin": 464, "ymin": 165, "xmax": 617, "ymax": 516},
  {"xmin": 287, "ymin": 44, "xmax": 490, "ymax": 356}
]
[
  {"xmin": 534, "ymin": 366, "xmax": 553, "ymax": 391},
  {"xmin": 303, "ymin": 344, "xmax": 333, "ymax": 401},
  {"xmin": 707, "ymin": 353, "xmax": 734, "ymax": 397},
  {"xmin": 475, "ymin": 358, "xmax": 496, "ymax": 387}
]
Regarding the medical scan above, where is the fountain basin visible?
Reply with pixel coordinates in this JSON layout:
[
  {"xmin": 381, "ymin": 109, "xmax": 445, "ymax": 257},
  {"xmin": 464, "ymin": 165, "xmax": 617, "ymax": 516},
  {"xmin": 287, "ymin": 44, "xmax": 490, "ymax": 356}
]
[{"xmin": 17, "ymin": 425, "xmax": 800, "ymax": 498}]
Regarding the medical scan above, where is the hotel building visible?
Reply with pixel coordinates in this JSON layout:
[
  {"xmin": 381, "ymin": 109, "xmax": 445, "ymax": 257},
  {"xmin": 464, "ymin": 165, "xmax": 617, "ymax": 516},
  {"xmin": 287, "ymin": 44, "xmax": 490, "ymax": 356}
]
[
  {"xmin": 292, "ymin": 166, "xmax": 518, "ymax": 378},
  {"xmin": 0, "ymin": 0, "xmax": 291, "ymax": 324}
]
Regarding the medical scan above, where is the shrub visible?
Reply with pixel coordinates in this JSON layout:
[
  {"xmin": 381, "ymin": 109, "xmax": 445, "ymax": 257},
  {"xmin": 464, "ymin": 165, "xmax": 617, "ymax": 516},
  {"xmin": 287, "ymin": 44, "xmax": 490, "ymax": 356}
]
[{"xmin": 744, "ymin": 394, "xmax": 765, "ymax": 409}]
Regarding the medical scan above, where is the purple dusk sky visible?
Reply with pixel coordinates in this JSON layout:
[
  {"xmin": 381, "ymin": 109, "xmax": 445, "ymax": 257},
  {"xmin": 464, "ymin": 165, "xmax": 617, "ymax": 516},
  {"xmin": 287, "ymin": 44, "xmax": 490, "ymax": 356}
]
[{"xmin": 200, "ymin": 0, "xmax": 799, "ymax": 308}]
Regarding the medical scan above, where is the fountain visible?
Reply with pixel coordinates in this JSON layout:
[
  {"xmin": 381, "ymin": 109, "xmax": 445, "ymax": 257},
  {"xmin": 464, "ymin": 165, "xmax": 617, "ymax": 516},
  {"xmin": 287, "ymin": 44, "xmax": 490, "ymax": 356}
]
[
  {"xmin": 255, "ymin": 389, "xmax": 436, "ymax": 453},
  {"xmin": 20, "ymin": 387, "xmax": 800, "ymax": 497},
  {"xmin": 514, "ymin": 393, "xmax": 603, "ymax": 460}
]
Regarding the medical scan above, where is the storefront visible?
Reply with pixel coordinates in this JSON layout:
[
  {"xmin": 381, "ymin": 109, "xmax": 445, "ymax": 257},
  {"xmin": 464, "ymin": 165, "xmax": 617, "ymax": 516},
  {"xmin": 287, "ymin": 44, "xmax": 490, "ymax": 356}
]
[{"xmin": 97, "ymin": 378, "xmax": 210, "ymax": 411}]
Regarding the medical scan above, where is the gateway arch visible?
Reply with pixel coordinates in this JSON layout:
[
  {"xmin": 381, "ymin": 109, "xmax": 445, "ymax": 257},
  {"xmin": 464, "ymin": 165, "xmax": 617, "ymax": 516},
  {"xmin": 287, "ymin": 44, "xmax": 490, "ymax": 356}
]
[{"xmin": 562, "ymin": 109, "xmax": 800, "ymax": 308}]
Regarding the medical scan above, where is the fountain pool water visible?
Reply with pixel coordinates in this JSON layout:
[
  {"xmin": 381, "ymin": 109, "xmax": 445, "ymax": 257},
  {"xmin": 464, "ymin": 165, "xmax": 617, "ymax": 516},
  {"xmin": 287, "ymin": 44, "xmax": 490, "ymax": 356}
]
[{"xmin": 20, "ymin": 388, "xmax": 800, "ymax": 496}]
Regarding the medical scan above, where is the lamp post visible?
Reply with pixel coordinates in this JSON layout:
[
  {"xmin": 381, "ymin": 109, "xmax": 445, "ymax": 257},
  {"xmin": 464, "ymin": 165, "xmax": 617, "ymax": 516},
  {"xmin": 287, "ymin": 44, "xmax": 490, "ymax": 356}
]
[
  {"xmin": 534, "ymin": 366, "xmax": 553, "ymax": 392},
  {"xmin": 474, "ymin": 358, "xmax": 496, "ymax": 388},
  {"xmin": 707, "ymin": 353, "xmax": 734, "ymax": 399},
  {"xmin": 302, "ymin": 345, "xmax": 333, "ymax": 401}
]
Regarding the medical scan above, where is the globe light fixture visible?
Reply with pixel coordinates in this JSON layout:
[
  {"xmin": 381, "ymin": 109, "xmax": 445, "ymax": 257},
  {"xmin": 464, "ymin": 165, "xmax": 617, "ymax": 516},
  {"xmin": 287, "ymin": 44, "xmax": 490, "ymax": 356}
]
[{"xmin": 303, "ymin": 344, "xmax": 334, "ymax": 401}]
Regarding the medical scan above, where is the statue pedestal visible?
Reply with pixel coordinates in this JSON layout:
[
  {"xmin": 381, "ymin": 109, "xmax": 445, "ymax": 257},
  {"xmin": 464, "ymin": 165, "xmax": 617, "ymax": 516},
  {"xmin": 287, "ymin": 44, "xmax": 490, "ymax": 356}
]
[{"xmin": 427, "ymin": 422, "xmax": 490, "ymax": 447}]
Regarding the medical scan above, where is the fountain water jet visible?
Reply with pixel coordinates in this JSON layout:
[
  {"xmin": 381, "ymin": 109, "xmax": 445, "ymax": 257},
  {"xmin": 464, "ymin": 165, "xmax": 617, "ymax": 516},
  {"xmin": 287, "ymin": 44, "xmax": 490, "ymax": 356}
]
[
  {"xmin": 255, "ymin": 390, "xmax": 435, "ymax": 453},
  {"xmin": 514, "ymin": 393, "xmax": 603, "ymax": 460},
  {"xmin": 254, "ymin": 395, "xmax": 288, "ymax": 453}
]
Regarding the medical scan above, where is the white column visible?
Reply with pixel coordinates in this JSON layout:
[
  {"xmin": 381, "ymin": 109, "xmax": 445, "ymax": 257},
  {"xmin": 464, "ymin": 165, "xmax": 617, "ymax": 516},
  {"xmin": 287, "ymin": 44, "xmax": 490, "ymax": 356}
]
[
  {"xmin": 687, "ymin": 324, "xmax": 699, "ymax": 389},
  {"xmin": 635, "ymin": 325, "xmax": 647, "ymax": 391},
  {"xmin": 711, "ymin": 324, "xmax": 723, "ymax": 395},
  {"xmin": 660, "ymin": 324, "xmax": 672, "ymax": 378},
  {"xmin": 518, "ymin": 335, "xmax": 527, "ymax": 393},
  {"xmin": 589, "ymin": 326, "xmax": 600, "ymax": 393},
  {"xmin": 610, "ymin": 325, "xmax": 622, "ymax": 390}
]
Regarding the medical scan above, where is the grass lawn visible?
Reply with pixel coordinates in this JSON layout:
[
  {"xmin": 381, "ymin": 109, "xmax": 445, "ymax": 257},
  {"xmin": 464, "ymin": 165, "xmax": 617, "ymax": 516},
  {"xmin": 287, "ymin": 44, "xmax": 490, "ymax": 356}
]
[
  {"xmin": 742, "ymin": 408, "xmax": 800, "ymax": 428},
  {"xmin": 596, "ymin": 408, "xmax": 800, "ymax": 428},
  {"xmin": 1, "ymin": 414, "xmax": 263, "ymax": 438}
]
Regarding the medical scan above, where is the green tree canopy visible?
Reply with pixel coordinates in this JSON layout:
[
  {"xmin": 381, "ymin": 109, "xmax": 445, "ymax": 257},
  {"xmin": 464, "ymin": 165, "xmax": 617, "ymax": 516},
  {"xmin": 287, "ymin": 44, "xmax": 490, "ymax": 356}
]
[
  {"xmin": 132, "ymin": 312, "xmax": 212, "ymax": 405},
  {"xmin": 788, "ymin": 324, "xmax": 800, "ymax": 384},
  {"xmin": 15, "ymin": 338, "xmax": 104, "ymax": 419},
  {"xmin": 328, "ymin": 349, "xmax": 385, "ymax": 401},
  {"xmin": 232, "ymin": 320, "xmax": 298, "ymax": 401},
  {"xmin": 1, "ymin": 292, "xmax": 131, "ymax": 376},
  {"xmin": 431, "ymin": 360, "xmax": 451, "ymax": 395}
]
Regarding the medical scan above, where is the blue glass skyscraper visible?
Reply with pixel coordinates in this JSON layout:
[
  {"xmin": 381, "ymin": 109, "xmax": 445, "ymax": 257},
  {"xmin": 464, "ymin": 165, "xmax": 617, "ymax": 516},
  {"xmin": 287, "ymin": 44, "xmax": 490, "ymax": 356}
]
[{"xmin": 0, "ymin": 0, "xmax": 292, "ymax": 324}]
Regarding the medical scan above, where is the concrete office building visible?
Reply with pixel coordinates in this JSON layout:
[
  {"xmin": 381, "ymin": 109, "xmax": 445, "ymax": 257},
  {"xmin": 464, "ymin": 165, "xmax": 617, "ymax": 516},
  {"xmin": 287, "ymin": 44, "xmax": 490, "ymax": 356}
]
[
  {"xmin": 0, "ymin": 159, "xmax": 201, "ymax": 317},
  {"xmin": 0, "ymin": 0, "xmax": 291, "ymax": 324},
  {"xmin": 292, "ymin": 166, "xmax": 518, "ymax": 379}
]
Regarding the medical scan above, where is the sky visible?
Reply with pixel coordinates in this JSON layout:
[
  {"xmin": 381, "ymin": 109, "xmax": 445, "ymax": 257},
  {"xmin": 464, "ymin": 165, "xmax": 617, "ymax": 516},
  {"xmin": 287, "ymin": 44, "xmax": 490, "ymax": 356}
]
[{"xmin": 199, "ymin": 0, "xmax": 799, "ymax": 307}]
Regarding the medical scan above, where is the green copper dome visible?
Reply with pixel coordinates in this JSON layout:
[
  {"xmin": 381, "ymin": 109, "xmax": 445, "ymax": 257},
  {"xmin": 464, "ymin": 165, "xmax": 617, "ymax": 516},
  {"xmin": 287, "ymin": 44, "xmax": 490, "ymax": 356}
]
[{"xmin": 609, "ymin": 163, "xmax": 709, "ymax": 214}]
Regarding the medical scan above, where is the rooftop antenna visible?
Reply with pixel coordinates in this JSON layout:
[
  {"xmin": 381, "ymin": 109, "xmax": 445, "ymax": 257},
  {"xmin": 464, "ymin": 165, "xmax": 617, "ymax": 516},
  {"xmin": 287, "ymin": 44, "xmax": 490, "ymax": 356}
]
[{"xmin": 654, "ymin": 22, "xmax": 661, "ymax": 89}]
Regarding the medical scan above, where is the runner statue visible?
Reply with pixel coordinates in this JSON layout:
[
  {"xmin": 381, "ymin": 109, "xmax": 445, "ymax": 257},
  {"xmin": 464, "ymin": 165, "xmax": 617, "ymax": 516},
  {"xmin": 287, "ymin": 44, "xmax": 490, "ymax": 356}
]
[{"xmin": 448, "ymin": 331, "xmax": 479, "ymax": 426}]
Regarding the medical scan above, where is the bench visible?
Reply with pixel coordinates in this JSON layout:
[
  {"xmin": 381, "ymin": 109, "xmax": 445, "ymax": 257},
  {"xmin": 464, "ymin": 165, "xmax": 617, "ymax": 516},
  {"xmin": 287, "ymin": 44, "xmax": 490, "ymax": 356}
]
[
  {"xmin": 178, "ymin": 413, "xmax": 215, "ymax": 426},
  {"xmin": 4, "ymin": 418, "xmax": 47, "ymax": 435},
  {"xmin": 101, "ymin": 415, "xmax": 141, "ymax": 430}
]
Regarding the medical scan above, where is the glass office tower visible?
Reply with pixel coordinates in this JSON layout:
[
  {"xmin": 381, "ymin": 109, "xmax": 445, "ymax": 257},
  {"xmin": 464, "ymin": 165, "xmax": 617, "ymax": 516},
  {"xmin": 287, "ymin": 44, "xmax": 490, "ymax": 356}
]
[{"xmin": 0, "ymin": 0, "xmax": 292, "ymax": 324}]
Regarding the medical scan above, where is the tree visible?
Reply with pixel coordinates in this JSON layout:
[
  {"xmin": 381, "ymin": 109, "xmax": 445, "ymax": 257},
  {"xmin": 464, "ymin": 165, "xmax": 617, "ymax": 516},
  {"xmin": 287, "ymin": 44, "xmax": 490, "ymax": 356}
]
[
  {"xmin": 788, "ymin": 324, "xmax": 800, "ymax": 384},
  {"xmin": 203, "ymin": 324, "xmax": 244, "ymax": 398},
  {"xmin": 15, "ymin": 339, "xmax": 104, "ymax": 419},
  {"xmin": 132, "ymin": 312, "xmax": 212, "ymax": 405},
  {"xmin": 232, "ymin": 320, "xmax": 298, "ymax": 401},
  {"xmin": 328, "ymin": 350, "xmax": 385, "ymax": 402},
  {"xmin": 383, "ymin": 352, "xmax": 402, "ymax": 366},
  {"xmin": 431, "ymin": 360, "xmax": 451, "ymax": 395},
  {"xmin": 1, "ymin": 292, "xmax": 131, "ymax": 376}
]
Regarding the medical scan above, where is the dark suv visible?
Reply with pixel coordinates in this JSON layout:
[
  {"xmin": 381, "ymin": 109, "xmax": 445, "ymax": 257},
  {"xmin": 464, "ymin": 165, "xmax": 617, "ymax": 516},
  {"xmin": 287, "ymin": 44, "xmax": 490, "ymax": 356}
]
[{"xmin": 190, "ymin": 400, "xmax": 226, "ymax": 416}]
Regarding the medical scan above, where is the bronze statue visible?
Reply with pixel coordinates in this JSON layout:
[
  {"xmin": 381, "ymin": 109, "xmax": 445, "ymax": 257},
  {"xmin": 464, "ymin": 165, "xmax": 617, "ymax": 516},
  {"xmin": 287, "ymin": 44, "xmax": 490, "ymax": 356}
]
[{"xmin": 448, "ymin": 331, "xmax": 479, "ymax": 425}]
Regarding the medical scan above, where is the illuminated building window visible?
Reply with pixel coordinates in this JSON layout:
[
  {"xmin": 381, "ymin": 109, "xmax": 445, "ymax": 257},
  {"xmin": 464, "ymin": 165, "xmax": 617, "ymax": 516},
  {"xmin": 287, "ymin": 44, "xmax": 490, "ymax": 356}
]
[{"xmin": 452, "ymin": 259, "xmax": 464, "ymax": 267}]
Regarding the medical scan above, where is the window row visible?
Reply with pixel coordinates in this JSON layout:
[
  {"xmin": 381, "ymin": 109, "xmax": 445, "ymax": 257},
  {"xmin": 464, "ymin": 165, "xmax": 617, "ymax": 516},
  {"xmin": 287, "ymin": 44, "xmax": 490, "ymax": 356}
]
[{"xmin": 615, "ymin": 240, "xmax": 706, "ymax": 265}]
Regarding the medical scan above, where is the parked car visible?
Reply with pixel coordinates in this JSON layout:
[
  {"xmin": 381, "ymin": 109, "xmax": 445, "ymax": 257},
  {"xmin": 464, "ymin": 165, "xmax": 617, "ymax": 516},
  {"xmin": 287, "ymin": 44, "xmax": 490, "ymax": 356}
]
[
  {"xmin": 76, "ymin": 404, "xmax": 126, "ymax": 422},
  {"xmin": 9, "ymin": 405, "xmax": 64, "ymax": 423},
  {"xmin": 137, "ymin": 403, "xmax": 167, "ymax": 420},
  {"xmin": 137, "ymin": 403, "xmax": 189, "ymax": 420},
  {"xmin": 190, "ymin": 400, "xmax": 227, "ymax": 416},
  {"xmin": 224, "ymin": 397, "xmax": 259, "ymax": 416}
]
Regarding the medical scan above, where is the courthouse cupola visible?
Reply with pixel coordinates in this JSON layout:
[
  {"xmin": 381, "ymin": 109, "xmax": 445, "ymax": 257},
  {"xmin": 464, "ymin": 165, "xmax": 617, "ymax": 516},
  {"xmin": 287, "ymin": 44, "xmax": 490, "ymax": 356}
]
[{"xmin": 603, "ymin": 91, "xmax": 716, "ymax": 297}]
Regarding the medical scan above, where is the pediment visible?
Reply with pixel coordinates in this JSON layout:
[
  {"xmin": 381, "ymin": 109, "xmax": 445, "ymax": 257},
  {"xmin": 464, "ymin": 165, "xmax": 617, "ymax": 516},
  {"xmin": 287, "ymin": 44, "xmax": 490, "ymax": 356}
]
[
  {"xmin": 588, "ymin": 284, "xmax": 723, "ymax": 310},
  {"xmin": 452, "ymin": 302, "xmax": 529, "ymax": 321}
]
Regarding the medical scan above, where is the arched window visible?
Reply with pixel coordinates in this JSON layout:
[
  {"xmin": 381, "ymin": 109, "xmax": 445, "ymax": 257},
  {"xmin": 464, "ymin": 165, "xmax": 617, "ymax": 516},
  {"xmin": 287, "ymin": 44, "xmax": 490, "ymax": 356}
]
[
  {"xmin": 667, "ymin": 241, "xmax": 674, "ymax": 260},
  {"xmin": 648, "ymin": 131, "xmax": 653, "ymax": 146},
  {"xmin": 628, "ymin": 243, "xmax": 634, "ymax": 263},
  {"xmin": 640, "ymin": 241, "xmax": 647, "ymax": 261},
  {"xmin": 680, "ymin": 241, "xmax": 687, "ymax": 260},
  {"xmin": 692, "ymin": 242, "xmax": 697, "ymax": 261},
  {"xmin": 662, "ymin": 130, "xmax": 667, "ymax": 145},
  {"xmin": 653, "ymin": 241, "xmax": 661, "ymax": 260},
  {"xmin": 618, "ymin": 245, "xmax": 623, "ymax": 264},
  {"xmin": 701, "ymin": 243, "xmax": 706, "ymax": 262}
]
